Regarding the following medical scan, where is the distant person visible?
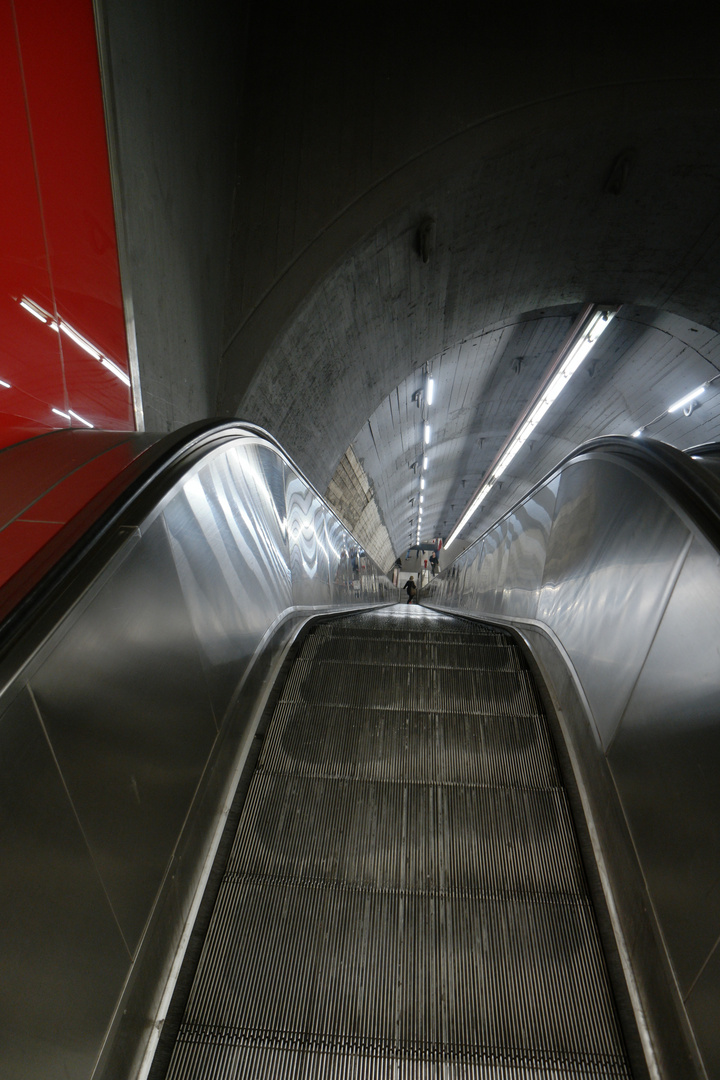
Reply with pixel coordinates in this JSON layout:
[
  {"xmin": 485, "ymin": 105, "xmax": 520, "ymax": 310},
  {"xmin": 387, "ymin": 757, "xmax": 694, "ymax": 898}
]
[
  {"xmin": 429, "ymin": 551, "xmax": 439, "ymax": 575},
  {"xmin": 404, "ymin": 575, "xmax": 417, "ymax": 604}
]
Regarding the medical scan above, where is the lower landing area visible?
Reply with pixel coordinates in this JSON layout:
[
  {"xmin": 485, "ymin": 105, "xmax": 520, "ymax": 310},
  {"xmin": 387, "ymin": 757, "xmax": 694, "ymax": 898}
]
[{"xmin": 162, "ymin": 606, "xmax": 632, "ymax": 1079}]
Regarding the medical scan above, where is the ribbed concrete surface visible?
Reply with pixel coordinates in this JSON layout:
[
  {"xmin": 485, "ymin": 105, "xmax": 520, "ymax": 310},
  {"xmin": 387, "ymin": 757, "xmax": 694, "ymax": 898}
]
[{"xmin": 164, "ymin": 606, "xmax": 631, "ymax": 1078}]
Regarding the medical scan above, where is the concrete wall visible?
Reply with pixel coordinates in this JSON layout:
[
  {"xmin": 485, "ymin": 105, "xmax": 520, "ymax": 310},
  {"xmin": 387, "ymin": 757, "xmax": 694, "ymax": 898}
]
[{"xmin": 96, "ymin": 0, "xmax": 246, "ymax": 431}]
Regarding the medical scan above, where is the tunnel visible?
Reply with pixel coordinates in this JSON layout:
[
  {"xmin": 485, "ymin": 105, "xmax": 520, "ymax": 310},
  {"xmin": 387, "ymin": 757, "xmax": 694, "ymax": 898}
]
[{"xmin": 2, "ymin": 2, "xmax": 720, "ymax": 1079}]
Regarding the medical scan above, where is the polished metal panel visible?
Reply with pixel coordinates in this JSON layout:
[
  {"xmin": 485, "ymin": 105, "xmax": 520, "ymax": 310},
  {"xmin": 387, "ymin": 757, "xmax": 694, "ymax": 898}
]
[
  {"xmin": 0, "ymin": 426, "xmax": 390, "ymax": 1080},
  {"xmin": 685, "ymin": 942, "xmax": 720, "ymax": 1080},
  {"xmin": 499, "ymin": 475, "xmax": 559, "ymax": 619},
  {"xmin": 609, "ymin": 534, "xmax": 720, "ymax": 996},
  {"xmin": 162, "ymin": 441, "xmax": 293, "ymax": 720},
  {"xmin": 474, "ymin": 528, "xmax": 504, "ymax": 612},
  {"xmin": 29, "ymin": 514, "xmax": 219, "ymax": 952},
  {"xmin": 324, "ymin": 513, "xmax": 354, "ymax": 602},
  {"xmin": 511, "ymin": 622, "xmax": 700, "ymax": 1080},
  {"xmin": 0, "ymin": 687, "xmax": 129, "ymax": 1080},
  {"xmin": 424, "ymin": 445, "xmax": 720, "ymax": 1079},
  {"xmin": 165, "ymin": 610, "xmax": 630, "ymax": 1080},
  {"xmin": 537, "ymin": 458, "xmax": 689, "ymax": 748},
  {"xmin": 287, "ymin": 474, "xmax": 332, "ymax": 606}
]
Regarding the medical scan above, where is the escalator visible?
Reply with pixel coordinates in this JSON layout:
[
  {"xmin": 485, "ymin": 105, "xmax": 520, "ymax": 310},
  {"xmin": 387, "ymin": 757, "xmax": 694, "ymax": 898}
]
[
  {"xmin": 2, "ymin": 426, "xmax": 720, "ymax": 1080},
  {"xmin": 159, "ymin": 606, "xmax": 632, "ymax": 1079}
]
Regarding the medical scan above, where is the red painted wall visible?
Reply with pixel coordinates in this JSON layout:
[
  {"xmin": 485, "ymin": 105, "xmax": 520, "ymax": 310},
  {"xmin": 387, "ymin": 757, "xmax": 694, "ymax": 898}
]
[{"xmin": 0, "ymin": 0, "xmax": 134, "ymax": 450}]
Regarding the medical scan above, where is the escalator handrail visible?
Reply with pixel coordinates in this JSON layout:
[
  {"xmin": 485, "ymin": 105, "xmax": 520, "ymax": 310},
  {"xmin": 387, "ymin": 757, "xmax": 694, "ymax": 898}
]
[
  {"xmin": 0, "ymin": 418, "xmax": 351, "ymax": 663},
  {"xmin": 446, "ymin": 434, "xmax": 720, "ymax": 565},
  {"xmin": 685, "ymin": 439, "xmax": 720, "ymax": 459}
]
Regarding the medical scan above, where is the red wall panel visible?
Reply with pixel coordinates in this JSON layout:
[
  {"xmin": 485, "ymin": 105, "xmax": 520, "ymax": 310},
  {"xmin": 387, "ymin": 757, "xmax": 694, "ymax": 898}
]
[{"xmin": 1, "ymin": 0, "xmax": 134, "ymax": 447}]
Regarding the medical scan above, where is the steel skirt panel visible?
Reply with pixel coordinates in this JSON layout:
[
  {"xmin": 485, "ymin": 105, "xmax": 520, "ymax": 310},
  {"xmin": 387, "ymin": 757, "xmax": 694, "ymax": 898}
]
[{"xmin": 164, "ymin": 607, "xmax": 630, "ymax": 1079}]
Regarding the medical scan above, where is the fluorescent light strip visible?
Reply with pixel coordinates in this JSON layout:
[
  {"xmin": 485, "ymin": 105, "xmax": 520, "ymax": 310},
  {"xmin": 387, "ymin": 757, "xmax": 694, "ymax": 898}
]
[
  {"xmin": 445, "ymin": 307, "xmax": 615, "ymax": 550},
  {"xmin": 426, "ymin": 377, "xmax": 434, "ymax": 405},
  {"xmin": 60, "ymin": 321, "xmax": 102, "ymax": 360},
  {"xmin": 424, "ymin": 424, "xmax": 430, "ymax": 444},
  {"xmin": 101, "ymin": 357, "xmax": 131, "ymax": 386},
  {"xmin": 420, "ymin": 476, "xmax": 425, "ymax": 489},
  {"xmin": 21, "ymin": 297, "xmax": 132, "ymax": 390},
  {"xmin": 0, "ymin": 379, "xmax": 10, "ymax": 389},
  {"xmin": 68, "ymin": 409, "xmax": 94, "ymax": 428},
  {"xmin": 667, "ymin": 385, "xmax": 706, "ymax": 413},
  {"xmin": 20, "ymin": 298, "xmax": 48, "ymax": 322},
  {"xmin": 52, "ymin": 408, "xmax": 71, "ymax": 421},
  {"xmin": 423, "ymin": 456, "xmax": 428, "ymax": 469}
]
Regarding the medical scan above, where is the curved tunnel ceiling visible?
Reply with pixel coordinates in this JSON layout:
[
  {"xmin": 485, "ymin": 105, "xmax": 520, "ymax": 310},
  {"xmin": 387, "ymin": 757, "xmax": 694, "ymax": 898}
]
[{"xmin": 207, "ymin": 7, "xmax": 720, "ymax": 565}]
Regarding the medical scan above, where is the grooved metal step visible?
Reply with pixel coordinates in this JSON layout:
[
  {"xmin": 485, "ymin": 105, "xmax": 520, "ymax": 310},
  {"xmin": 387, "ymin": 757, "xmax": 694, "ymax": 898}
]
[
  {"xmin": 260, "ymin": 704, "xmax": 559, "ymax": 788},
  {"xmin": 281, "ymin": 662, "xmax": 540, "ymax": 716},
  {"xmin": 300, "ymin": 635, "xmax": 521, "ymax": 670},
  {"xmin": 163, "ymin": 607, "xmax": 631, "ymax": 1080},
  {"xmin": 226, "ymin": 775, "xmax": 588, "ymax": 897}
]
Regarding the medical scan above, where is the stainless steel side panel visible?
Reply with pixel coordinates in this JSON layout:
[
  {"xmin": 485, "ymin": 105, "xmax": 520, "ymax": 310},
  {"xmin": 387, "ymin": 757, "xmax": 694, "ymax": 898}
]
[
  {"xmin": 29, "ymin": 514, "xmax": 219, "ymax": 953},
  {"xmin": 286, "ymin": 475, "xmax": 332, "ymax": 606},
  {"xmin": 685, "ymin": 945, "xmax": 720, "ymax": 1080},
  {"xmin": 162, "ymin": 443, "xmax": 294, "ymax": 721},
  {"xmin": 425, "ymin": 449, "xmax": 720, "ymax": 1079},
  {"xmin": 0, "ymin": 430, "xmax": 390, "ymax": 1080},
  {"xmin": 499, "ymin": 477, "xmax": 559, "ymax": 620},
  {"xmin": 0, "ymin": 687, "xmax": 130, "ymax": 1080},
  {"xmin": 609, "ymin": 534, "xmax": 720, "ymax": 997},
  {"xmin": 537, "ymin": 459, "xmax": 690, "ymax": 748}
]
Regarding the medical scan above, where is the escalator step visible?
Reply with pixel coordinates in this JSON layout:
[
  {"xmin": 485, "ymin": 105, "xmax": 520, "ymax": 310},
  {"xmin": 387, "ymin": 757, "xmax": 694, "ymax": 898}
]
[
  {"xmin": 162, "ymin": 610, "xmax": 631, "ymax": 1080},
  {"xmin": 260, "ymin": 704, "xmax": 559, "ymax": 788},
  {"xmin": 281, "ymin": 660, "xmax": 540, "ymax": 717},
  {"xmin": 175, "ymin": 884, "xmax": 625, "ymax": 1075},
  {"xmin": 300, "ymin": 635, "xmax": 521, "ymax": 670},
  {"xmin": 225, "ymin": 774, "xmax": 588, "ymax": 897}
]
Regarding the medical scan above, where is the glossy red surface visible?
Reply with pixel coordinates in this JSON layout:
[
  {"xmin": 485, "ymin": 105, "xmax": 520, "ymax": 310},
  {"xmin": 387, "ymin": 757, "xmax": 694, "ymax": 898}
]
[
  {"xmin": 17, "ymin": 441, "xmax": 150, "ymax": 525},
  {"xmin": 0, "ymin": 0, "xmax": 134, "ymax": 441},
  {"xmin": 0, "ymin": 519, "xmax": 67, "ymax": 581},
  {"xmin": 0, "ymin": 430, "xmax": 159, "ymax": 592},
  {"xmin": 0, "ymin": 430, "xmax": 139, "ymax": 524}
]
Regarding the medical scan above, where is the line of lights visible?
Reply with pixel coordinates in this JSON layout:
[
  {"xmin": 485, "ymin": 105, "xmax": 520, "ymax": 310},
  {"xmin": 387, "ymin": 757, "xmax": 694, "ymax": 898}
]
[
  {"xmin": 445, "ymin": 305, "xmax": 617, "ymax": 551},
  {"xmin": 18, "ymin": 295, "xmax": 131, "ymax": 389},
  {"xmin": 51, "ymin": 407, "xmax": 94, "ymax": 428},
  {"xmin": 632, "ymin": 378, "xmax": 719, "ymax": 438},
  {"xmin": 415, "ymin": 370, "xmax": 435, "ymax": 546}
]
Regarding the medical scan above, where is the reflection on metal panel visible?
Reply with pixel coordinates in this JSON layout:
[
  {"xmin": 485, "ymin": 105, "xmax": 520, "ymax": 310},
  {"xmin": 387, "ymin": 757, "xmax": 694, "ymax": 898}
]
[
  {"xmin": 500, "ymin": 477, "xmax": 559, "ymax": 619},
  {"xmin": 0, "ymin": 687, "xmax": 129, "ymax": 1080},
  {"xmin": 685, "ymin": 943, "xmax": 720, "ymax": 1080},
  {"xmin": 0, "ymin": 426, "xmax": 389, "ymax": 1080},
  {"xmin": 424, "ymin": 444, "xmax": 720, "ymax": 1079},
  {"xmin": 609, "ymin": 534, "xmax": 720, "ymax": 996},
  {"xmin": 163, "ymin": 443, "xmax": 293, "ymax": 718},
  {"xmin": 29, "ymin": 515, "xmax": 219, "ymax": 952},
  {"xmin": 538, "ymin": 460, "xmax": 689, "ymax": 747},
  {"xmin": 286, "ymin": 476, "xmax": 330, "ymax": 606}
]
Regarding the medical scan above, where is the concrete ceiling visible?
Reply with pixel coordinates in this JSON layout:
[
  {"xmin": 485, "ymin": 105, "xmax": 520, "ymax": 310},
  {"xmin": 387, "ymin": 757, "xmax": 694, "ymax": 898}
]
[
  {"xmin": 351, "ymin": 306, "xmax": 720, "ymax": 555},
  {"xmin": 103, "ymin": 1, "xmax": 720, "ymax": 565}
]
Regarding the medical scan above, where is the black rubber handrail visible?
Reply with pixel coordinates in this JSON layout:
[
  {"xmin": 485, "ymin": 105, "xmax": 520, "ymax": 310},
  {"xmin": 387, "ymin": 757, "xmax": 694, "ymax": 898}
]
[
  {"xmin": 446, "ymin": 434, "xmax": 720, "ymax": 564},
  {"xmin": 0, "ymin": 418, "xmax": 333, "ymax": 664}
]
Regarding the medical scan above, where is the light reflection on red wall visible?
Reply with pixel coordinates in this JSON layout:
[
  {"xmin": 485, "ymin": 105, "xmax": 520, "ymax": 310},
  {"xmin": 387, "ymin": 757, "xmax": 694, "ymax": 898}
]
[{"xmin": 0, "ymin": 0, "xmax": 134, "ymax": 451}]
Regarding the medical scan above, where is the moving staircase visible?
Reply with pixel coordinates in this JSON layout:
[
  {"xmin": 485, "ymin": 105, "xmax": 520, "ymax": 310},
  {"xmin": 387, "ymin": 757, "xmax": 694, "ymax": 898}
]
[{"xmin": 162, "ymin": 605, "xmax": 631, "ymax": 1079}]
